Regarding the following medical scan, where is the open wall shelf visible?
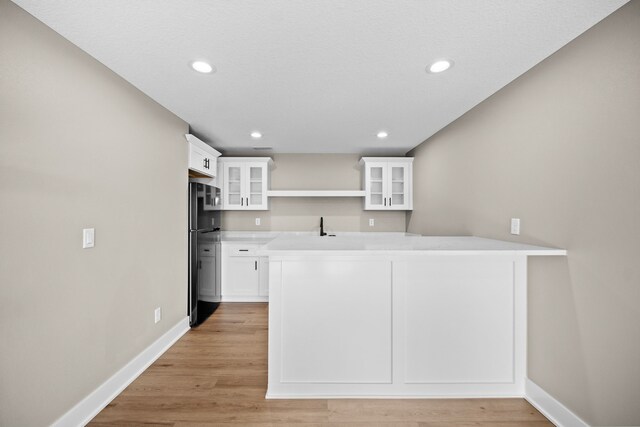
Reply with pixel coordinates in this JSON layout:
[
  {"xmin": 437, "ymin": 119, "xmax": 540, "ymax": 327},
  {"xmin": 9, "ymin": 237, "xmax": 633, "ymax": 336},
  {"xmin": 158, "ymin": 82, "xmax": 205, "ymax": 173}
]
[{"xmin": 267, "ymin": 190, "xmax": 365, "ymax": 198}]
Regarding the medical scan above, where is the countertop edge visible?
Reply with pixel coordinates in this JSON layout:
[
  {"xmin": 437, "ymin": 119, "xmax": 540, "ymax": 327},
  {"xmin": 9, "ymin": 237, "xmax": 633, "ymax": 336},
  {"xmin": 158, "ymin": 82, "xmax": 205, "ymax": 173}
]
[{"xmin": 257, "ymin": 249, "xmax": 567, "ymax": 257}]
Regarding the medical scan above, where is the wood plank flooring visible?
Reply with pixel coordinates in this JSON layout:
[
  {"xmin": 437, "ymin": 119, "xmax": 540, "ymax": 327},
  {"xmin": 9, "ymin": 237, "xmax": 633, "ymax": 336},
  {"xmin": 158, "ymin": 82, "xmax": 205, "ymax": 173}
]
[{"xmin": 90, "ymin": 303, "xmax": 552, "ymax": 426}]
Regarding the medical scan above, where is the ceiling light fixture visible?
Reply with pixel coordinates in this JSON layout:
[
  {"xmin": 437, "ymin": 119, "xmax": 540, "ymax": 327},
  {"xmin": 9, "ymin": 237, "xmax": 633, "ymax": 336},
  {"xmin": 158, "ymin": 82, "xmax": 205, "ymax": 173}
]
[
  {"xmin": 191, "ymin": 61, "xmax": 214, "ymax": 74},
  {"xmin": 250, "ymin": 131, "xmax": 262, "ymax": 139},
  {"xmin": 427, "ymin": 59, "xmax": 452, "ymax": 74},
  {"xmin": 377, "ymin": 131, "xmax": 388, "ymax": 139}
]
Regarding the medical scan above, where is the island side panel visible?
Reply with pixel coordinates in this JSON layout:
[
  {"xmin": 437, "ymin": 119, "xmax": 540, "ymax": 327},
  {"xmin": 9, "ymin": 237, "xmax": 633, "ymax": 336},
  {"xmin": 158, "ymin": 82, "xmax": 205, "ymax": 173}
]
[
  {"xmin": 268, "ymin": 253, "xmax": 528, "ymax": 398},
  {"xmin": 279, "ymin": 259, "xmax": 392, "ymax": 384},
  {"xmin": 401, "ymin": 256, "xmax": 515, "ymax": 384}
]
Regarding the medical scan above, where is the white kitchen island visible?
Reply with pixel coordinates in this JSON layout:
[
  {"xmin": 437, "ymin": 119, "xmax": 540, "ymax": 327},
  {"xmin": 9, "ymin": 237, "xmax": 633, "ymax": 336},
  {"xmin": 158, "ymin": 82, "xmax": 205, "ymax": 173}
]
[{"xmin": 259, "ymin": 235, "xmax": 566, "ymax": 399}]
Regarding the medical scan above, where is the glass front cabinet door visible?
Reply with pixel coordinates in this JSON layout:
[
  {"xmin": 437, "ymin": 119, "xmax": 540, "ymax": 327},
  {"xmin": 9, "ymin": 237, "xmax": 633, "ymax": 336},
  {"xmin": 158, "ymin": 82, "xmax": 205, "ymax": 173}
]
[
  {"xmin": 361, "ymin": 157, "xmax": 413, "ymax": 210},
  {"xmin": 364, "ymin": 161, "xmax": 387, "ymax": 209},
  {"xmin": 246, "ymin": 162, "xmax": 268, "ymax": 209},
  {"xmin": 223, "ymin": 162, "xmax": 244, "ymax": 209},
  {"xmin": 221, "ymin": 158, "xmax": 271, "ymax": 210}
]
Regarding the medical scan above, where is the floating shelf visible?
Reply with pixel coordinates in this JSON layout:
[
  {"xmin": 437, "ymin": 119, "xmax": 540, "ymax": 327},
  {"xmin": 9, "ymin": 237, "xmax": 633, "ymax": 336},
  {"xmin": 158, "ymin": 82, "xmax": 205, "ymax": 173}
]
[{"xmin": 267, "ymin": 190, "xmax": 365, "ymax": 198}]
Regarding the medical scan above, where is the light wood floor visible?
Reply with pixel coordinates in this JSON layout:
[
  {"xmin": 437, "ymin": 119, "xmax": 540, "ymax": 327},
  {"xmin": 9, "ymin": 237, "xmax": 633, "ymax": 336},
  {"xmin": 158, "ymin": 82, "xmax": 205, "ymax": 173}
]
[{"xmin": 91, "ymin": 303, "xmax": 552, "ymax": 426}]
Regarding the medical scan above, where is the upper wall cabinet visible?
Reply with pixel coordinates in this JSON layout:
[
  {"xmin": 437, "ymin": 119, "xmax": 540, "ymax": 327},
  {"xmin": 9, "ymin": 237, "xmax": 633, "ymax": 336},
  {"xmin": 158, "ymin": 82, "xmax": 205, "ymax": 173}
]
[
  {"xmin": 360, "ymin": 157, "xmax": 413, "ymax": 210},
  {"xmin": 218, "ymin": 157, "xmax": 272, "ymax": 210},
  {"xmin": 186, "ymin": 134, "xmax": 221, "ymax": 178}
]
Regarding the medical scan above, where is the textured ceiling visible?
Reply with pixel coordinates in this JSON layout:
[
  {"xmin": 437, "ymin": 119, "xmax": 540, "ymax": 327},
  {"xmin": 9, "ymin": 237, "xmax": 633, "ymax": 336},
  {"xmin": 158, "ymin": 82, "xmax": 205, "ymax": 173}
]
[{"xmin": 13, "ymin": 0, "xmax": 628, "ymax": 154}]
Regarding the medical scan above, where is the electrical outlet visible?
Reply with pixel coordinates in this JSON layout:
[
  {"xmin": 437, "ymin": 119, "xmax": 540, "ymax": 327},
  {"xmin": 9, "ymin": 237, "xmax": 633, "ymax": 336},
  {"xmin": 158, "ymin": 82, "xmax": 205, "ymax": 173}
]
[
  {"xmin": 211, "ymin": 218, "xmax": 215, "ymax": 226},
  {"xmin": 154, "ymin": 307, "xmax": 161, "ymax": 324},
  {"xmin": 82, "ymin": 228, "xmax": 95, "ymax": 248},
  {"xmin": 510, "ymin": 218, "xmax": 521, "ymax": 235},
  {"xmin": 255, "ymin": 218, "xmax": 261, "ymax": 226},
  {"xmin": 369, "ymin": 218, "xmax": 375, "ymax": 227}
]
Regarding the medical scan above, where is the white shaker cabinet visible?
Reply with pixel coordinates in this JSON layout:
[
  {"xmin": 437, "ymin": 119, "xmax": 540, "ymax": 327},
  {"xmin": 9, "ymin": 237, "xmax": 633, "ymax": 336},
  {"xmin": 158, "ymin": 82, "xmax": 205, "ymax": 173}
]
[
  {"xmin": 220, "ymin": 242, "xmax": 269, "ymax": 302},
  {"xmin": 360, "ymin": 157, "xmax": 413, "ymax": 210},
  {"xmin": 218, "ymin": 158, "xmax": 272, "ymax": 210},
  {"xmin": 186, "ymin": 134, "xmax": 221, "ymax": 178},
  {"xmin": 197, "ymin": 243, "xmax": 220, "ymax": 302}
]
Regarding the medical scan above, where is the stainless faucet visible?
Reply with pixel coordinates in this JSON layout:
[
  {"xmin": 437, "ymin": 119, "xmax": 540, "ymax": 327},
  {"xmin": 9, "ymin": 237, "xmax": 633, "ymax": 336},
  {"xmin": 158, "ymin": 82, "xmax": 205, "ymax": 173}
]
[{"xmin": 320, "ymin": 216, "xmax": 327, "ymax": 236}]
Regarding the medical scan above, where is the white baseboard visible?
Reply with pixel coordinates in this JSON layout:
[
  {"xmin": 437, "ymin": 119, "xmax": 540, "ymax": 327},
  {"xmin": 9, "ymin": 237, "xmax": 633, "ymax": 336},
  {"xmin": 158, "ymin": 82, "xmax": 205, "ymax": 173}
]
[
  {"xmin": 525, "ymin": 378, "xmax": 589, "ymax": 427},
  {"xmin": 51, "ymin": 317, "xmax": 190, "ymax": 427}
]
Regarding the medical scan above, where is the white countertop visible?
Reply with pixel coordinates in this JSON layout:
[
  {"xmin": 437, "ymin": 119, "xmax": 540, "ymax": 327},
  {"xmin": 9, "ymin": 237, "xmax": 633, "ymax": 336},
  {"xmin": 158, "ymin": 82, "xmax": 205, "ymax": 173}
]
[
  {"xmin": 219, "ymin": 231, "xmax": 415, "ymax": 243},
  {"xmin": 258, "ymin": 235, "xmax": 566, "ymax": 256}
]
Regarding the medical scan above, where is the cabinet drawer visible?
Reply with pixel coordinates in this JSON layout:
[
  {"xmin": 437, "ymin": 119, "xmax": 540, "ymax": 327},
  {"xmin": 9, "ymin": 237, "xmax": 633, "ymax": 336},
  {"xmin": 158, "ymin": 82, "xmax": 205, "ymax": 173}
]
[
  {"xmin": 225, "ymin": 243, "xmax": 263, "ymax": 257},
  {"xmin": 199, "ymin": 245, "xmax": 215, "ymax": 257},
  {"xmin": 230, "ymin": 247, "xmax": 259, "ymax": 256}
]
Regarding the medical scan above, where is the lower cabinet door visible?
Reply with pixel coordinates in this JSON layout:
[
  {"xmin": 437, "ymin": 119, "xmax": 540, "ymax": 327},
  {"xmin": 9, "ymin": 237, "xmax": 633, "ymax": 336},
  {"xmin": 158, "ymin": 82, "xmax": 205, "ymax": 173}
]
[
  {"xmin": 224, "ymin": 256, "xmax": 260, "ymax": 296},
  {"xmin": 198, "ymin": 255, "xmax": 216, "ymax": 300},
  {"xmin": 258, "ymin": 257, "xmax": 269, "ymax": 296},
  {"xmin": 198, "ymin": 244, "xmax": 217, "ymax": 302}
]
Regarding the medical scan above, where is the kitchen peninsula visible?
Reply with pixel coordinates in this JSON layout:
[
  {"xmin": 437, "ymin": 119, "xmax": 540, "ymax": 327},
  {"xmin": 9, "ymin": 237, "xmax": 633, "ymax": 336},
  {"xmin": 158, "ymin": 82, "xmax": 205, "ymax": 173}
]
[{"xmin": 260, "ymin": 235, "xmax": 566, "ymax": 398}]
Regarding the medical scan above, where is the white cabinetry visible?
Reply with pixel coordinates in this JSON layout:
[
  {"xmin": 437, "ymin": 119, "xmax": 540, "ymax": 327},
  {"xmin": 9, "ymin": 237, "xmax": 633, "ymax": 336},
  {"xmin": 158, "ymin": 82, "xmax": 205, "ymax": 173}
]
[
  {"xmin": 258, "ymin": 257, "xmax": 269, "ymax": 297},
  {"xmin": 197, "ymin": 243, "xmax": 220, "ymax": 302},
  {"xmin": 221, "ymin": 242, "xmax": 269, "ymax": 302},
  {"xmin": 218, "ymin": 158, "xmax": 272, "ymax": 210},
  {"xmin": 360, "ymin": 157, "xmax": 413, "ymax": 210},
  {"xmin": 267, "ymin": 253, "xmax": 527, "ymax": 398},
  {"xmin": 186, "ymin": 134, "xmax": 221, "ymax": 178}
]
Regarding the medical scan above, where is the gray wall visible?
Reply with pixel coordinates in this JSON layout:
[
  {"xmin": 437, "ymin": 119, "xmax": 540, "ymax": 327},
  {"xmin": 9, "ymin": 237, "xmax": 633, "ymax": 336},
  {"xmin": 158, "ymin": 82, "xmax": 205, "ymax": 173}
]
[
  {"xmin": 0, "ymin": 2, "xmax": 189, "ymax": 425},
  {"xmin": 221, "ymin": 154, "xmax": 406, "ymax": 232},
  {"xmin": 407, "ymin": 1, "xmax": 640, "ymax": 425}
]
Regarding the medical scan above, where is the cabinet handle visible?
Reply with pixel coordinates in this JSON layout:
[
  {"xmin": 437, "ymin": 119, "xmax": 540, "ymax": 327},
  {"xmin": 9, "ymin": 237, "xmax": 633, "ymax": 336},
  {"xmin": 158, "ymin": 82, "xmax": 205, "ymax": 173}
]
[
  {"xmin": 198, "ymin": 260, "xmax": 202, "ymax": 269},
  {"xmin": 241, "ymin": 198, "xmax": 244, "ymax": 206},
  {"xmin": 239, "ymin": 249, "xmax": 248, "ymax": 252},
  {"xmin": 255, "ymin": 260, "xmax": 257, "ymax": 270},
  {"xmin": 384, "ymin": 198, "xmax": 386, "ymax": 206},
  {"xmin": 389, "ymin": 197, "xmax": 392, "ymax": 206}
]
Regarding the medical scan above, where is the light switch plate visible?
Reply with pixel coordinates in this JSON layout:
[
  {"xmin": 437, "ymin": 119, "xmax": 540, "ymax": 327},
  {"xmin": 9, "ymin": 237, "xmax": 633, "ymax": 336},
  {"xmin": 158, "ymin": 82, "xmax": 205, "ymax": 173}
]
[
  {"xmin": 255, "ymin": 218, "xmax": 261, "ymax": 226},
  {"xmin": 154, "ymin": 307, "xmax": 161, "ymax": 324},
  {"xmin": 369, "ymin": 218, "xmax": 375, "ymax": 227},
  {"xmin": 82, "ymin": 228, "xmax": 95, "ymax": 248},
  {"xmin": 510, "ymin": 218, "xmax": 521, "ymax": 235}
]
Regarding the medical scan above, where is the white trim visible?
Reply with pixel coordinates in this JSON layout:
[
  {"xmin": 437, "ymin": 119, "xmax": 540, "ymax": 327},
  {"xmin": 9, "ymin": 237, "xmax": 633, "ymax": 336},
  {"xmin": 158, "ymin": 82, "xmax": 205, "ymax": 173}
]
[
  {"xmin": 525, "ymin": 378, "xmax": 589, "ymax": 427},
  {"xmin": 266, "ymin": 393, "xmax": 523, "ymax": 399},
  {"xmin": 218, "ymin": 156, "xmax": 273, "ymax": 164},
  {"xmin": 359, "ymin": 156, "xmax": 414, "ymax": 165},
  {"xmin": 185, "ymin": 134, "xmax": 221, "ymax": 157},
  {"xmin": 51, "ymin": 317, "xmax": 190, "ymax": 427}
]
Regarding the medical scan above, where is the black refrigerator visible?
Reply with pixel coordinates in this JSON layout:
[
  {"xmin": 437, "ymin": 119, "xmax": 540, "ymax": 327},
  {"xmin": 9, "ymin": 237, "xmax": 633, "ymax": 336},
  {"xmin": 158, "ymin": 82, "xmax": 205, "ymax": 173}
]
[{"xmin": 188, "ymin": 181, "xmax": 222, "ymax": 327}]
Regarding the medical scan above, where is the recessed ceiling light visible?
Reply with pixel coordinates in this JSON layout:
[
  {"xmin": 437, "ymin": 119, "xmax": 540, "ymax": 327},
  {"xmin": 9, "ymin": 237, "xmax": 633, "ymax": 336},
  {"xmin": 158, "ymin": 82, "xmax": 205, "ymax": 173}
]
[
  {"xmin": 427, "ymin": 59, "xmax": 453, "ymax": 74},
  {"xmin": 251, "ymin": 131, "xmax": 262, "ymax": 139},
  {"xmin": 191, "ymin": 61, "xmax": 214, "ymax": 74},
  {"xmin": 377, "ymin": 131, "xmax": 388, "ymax": 139}
]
